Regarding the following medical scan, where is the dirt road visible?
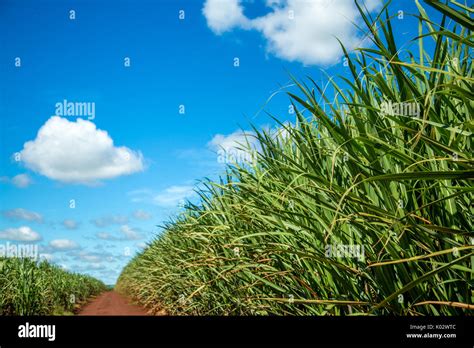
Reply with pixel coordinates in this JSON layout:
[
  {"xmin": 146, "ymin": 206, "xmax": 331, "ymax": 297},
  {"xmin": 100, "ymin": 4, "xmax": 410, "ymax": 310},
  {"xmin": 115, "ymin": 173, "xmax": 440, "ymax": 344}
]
[{"xmin": 78, "ymin": 291, "xmax": 148, "ymax": 315}]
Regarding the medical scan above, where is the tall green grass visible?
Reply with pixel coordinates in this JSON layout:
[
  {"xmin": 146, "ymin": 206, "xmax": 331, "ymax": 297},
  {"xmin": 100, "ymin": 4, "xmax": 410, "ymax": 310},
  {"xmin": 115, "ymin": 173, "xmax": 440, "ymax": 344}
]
[
  {"xmin": 117, "ymin": 0, "xmax": 473, "ymax": 315},
  {"xmin": 0, "ymin": 257, "xmax": 107, "ymax": 315}
]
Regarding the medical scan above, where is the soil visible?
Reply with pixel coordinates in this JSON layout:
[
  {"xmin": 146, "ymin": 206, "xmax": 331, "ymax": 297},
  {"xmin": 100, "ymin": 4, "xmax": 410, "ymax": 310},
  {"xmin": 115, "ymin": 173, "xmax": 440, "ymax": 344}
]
[{"xmin": 78, "ymin": 291, "xmax": 149, "ymax": 316}]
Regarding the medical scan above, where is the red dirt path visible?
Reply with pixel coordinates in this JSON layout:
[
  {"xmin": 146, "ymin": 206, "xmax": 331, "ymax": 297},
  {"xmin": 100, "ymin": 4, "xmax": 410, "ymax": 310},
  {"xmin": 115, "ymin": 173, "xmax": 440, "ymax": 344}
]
[{"xmin": 78, "ymin": 291, "xmax": 149, "ymax": 316}]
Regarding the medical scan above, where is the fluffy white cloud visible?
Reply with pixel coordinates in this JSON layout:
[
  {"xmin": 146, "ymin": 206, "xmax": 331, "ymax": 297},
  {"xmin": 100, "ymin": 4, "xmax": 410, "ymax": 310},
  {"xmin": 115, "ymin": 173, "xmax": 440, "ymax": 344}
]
[
  {"xmin": 202, "ymin": 0, "xmax": 249, "ymax": 34},
  {"xmin": 153, "ymin": 185, "xmax": 195, "ymax": 207},
  {"xmin": 203, "ymin": 0, "xmax": 381, "ymax": 65},
  {"xmin": 0, "ymin": 226, "xmax": 42, "ymax": 241},
  {"xmin": 18, "ymin": 116, "xmax": 144, "ymax": 184},
  {"xmin": 49, "ymin": 239, "xmax": 80, "ymax": 251},
  {"xmin": 2, "ymin": 208, "xmax": 43, "ymax": 223}
]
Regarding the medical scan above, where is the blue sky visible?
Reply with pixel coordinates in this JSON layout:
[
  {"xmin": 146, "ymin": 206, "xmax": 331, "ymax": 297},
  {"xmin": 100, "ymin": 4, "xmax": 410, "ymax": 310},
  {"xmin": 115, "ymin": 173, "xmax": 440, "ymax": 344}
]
[{"xmin": 0, "ymin": 0, "xmax": 434, "ymax": 284}]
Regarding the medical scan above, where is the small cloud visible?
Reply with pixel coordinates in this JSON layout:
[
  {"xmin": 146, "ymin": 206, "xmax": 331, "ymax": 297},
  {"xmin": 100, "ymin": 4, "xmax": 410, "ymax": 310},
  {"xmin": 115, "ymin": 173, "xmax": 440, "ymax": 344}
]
[
  {"xmin": 202, "ymin": 0, "xmax": 249, "ymax": 34},
  {"xmin": 49, "ymin": 239, "xmax": 80, "ymax": 251},
  {"xmin": 2, "ymin": 208, "xmax": 44, "ymax": 223},
  {"xmin": 136, "ymin": 241, "xmax": 148, "ymax": 249},
  {"xmin": 76, "ymin": 252, "xmax": 102, "ymax": 263},
  {"xmin": 98, "ymin": 242, "xmax": 115, "ymax": 249},
  {"xmin": 0, "ymin": 174, "xmax": 33, "ymax": 188},
  {"xmin": 96, "ymin": 232, "xmax": 119, "ymax": 241},
  {"xmin": 11, "ymin": 174, "xmax": 33, "ymax": 188},
  {"xmin": 119, "ymin": 225, "xmax": 142, "ymax": 240},
  {"xmin": 128, "ymin": 186, "xmax": 197, "ymax": 207},
  {"xmin": 208, "ymin": 130, "xmax": 257, "ymax": 152},
  {"xmin": 70, "ymin": 250, "xmax": 117, "ymax": 265},
  {"xmin": 73, "ymin": 263, "xmax": 106, "ymax": 272},
  {"xmin": 153, "ymin": 185, "xmax": 195, "ymax": 207},
  {"xmin": 133, "ymin": 209, "xmax": 152, "ymax": 220},
  {"xmin": 208, "ymin": 130, "xmax": 259, "ymax": 164},
  {"xmin": 0, "ymin": 226, "xmax": 42, "ymax": 241},
  {"xmin": 96, "ymin": 225, "xmax": 143, "ymax": 241},
  {"xmin": 91, "ymin": 215, "xmax": 128, "ymax": 228},
  {"xmin": 63, "ymin": 219, "xmax": 79, "ymax": 230},
  {"xmin": 18, "ymin": 116, "xmax": 144, "ymax": 184},
  {"xmin": 127, "ymin": 189, "xmax": 154, "ymax": 203}
]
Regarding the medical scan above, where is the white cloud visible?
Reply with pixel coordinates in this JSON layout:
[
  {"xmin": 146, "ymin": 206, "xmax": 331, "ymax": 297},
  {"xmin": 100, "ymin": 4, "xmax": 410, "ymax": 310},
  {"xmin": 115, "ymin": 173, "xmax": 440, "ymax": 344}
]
[
  {"xmin": 72, "ymin": 262, "xmax": 107, "ymax": 272},
  {"xmin": 2, "ymin": 208, "xmax": 43, "ymax": 223},
  {"xmin": 119, "ymin": 225, "xmax": 142, "ymax": 240},
  {"xmin": 96, "ymin": 232, "xmax": 119, "ymax": 241},
  {"xmin": 202, "ymin": 0, "xmax": 249, "ymax": 34},
  {"xmin": 76, "ymin": 252, "xmax": 102, "ymax": 263},
  {"xmin": 18, "ymin": 116, "xmax": 144, "ymax": 184},
  {"xmin": 63, "ymin": 219, "xmax": 79, "ymax": 230},
  {"xmin": 11, "ymin": 174, "xmax": 33, "ymax": 188},
  {"xmin": 203, "ymin": 0, "xmax": 381, "ymax": 65},
  {"xmin": 208, "ymin": 130, "xmax": 259, "ymax": 164},
  {"xmin": 136, "ymin": 241, "xmax": 148, "ymax": 249},
  {"xmin": 208, "ymin": 130, "xmax": 257, "ymax": 152},
  {"xmin": 128, "ymin": 186, "xmax": 197, "ymax": 207},
  {"xmin": 0, "ymin": 174, "xmax": 33, "ymax": 188},
  {"xmin": 49, "ymin": 239, "xmax": 80, "ymax": 251},
  {"xmin": 133, "ymin": 209, "xmax": 152, "ymax": 220},
  {"xmin": 127, "ymin": 189, "xmax": 154, "ymax": 203},
  {"xmin": 153, "ymin": 185, "xmax": 195, "ymax": 207},
  {"xmin": 69, "ymin": 250, "xmax": 116, "ymax": 265},
  {"xmin": 91, "ymin": 215, "xmax": 128, "ymax": 228},
  {"xmin": 0, "ymin": 226, "xmax": 42, "ymax": 241},
  {"xmin": 96, "ymin": 225, "xmax": 143, "ymax": 241}
]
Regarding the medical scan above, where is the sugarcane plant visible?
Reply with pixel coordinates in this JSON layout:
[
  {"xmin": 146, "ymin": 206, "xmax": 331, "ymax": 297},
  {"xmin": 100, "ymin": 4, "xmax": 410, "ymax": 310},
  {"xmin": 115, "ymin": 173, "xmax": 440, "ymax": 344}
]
[
  {"xmin": 0, "ymin": 257, "xmax": 107, "ymax": 315},
  {"xmin": 116, "ymin": 0, "xmax": 473, "ymax": 315}
]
